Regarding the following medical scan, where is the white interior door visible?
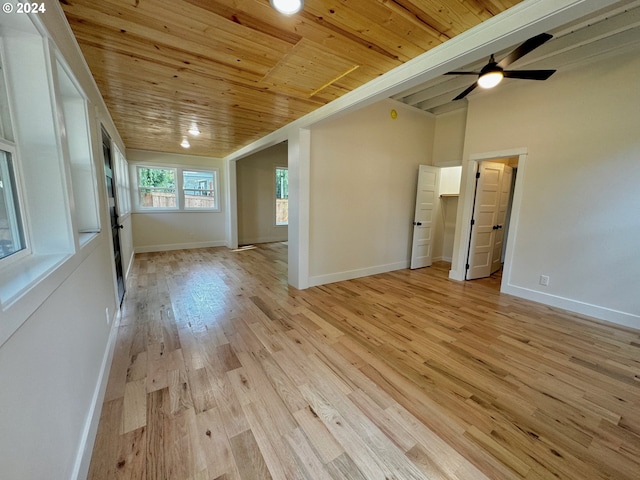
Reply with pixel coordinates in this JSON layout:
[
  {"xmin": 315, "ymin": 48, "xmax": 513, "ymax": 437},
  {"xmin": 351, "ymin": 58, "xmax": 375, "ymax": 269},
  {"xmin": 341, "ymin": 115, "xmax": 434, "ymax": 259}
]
[
  {"xmin": 410, "ymin": 165, "xmax": 439, "ymax": 269},
  {"xmin": 466, "ymin": 161, "xmax": 503, "ymax": 280},
  {"xmin": 490, "ymin": 165, "xmax": 513, "ymax": 274}
]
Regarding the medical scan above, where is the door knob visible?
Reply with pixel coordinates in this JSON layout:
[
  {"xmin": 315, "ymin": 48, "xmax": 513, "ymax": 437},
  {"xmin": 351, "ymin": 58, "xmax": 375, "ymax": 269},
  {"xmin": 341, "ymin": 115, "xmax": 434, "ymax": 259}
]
[{"xmin": 413, "ymin": 221, "xmax": 422, "ymax": 226}]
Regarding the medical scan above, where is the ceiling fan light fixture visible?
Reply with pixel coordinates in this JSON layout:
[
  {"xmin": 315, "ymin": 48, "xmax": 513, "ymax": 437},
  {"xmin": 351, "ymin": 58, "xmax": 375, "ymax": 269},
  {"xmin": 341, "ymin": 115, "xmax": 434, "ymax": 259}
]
[
  {"xmin": 181, "ymin": 137, "xmax": 190, "ymax": 149},
  {"xmin": 478, "ymin": 71, "xmax": 504, "ymax": 89},
  {"xmin": 188, "ymin": 125, "xmax": 200, "ymax": 136},
  {"xmin": 270, "ymin": 0, "xmax": 303, "ymax": 15}
]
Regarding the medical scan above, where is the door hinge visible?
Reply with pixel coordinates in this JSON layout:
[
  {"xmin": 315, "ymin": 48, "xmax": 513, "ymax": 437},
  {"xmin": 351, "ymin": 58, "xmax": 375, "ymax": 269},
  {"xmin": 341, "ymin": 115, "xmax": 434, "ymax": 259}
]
[
  {"xmin": 465, "ymin": 263, "xmax": 470, "ymax": 270},
  {"xmin": 476, "ymin": 171, "xmax": 481, "ymax": 179},
  {"xmin": 470, "ymin": 219, "xmax": 475, "ymax": 226}
]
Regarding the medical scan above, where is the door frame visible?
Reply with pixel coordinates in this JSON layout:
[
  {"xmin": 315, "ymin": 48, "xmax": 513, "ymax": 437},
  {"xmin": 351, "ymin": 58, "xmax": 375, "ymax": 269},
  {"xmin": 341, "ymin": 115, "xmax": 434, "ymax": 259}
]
[
  {"xmin": 101, "ymin": 126, "xmax": 126, "ymax": 305},
  {"xmin": 465, "ymin": 161, "xmax": 510, "ymax": 281},
  {"xmin": 450, "ymin": 147, "xmax": 528, "ymax": 292}
]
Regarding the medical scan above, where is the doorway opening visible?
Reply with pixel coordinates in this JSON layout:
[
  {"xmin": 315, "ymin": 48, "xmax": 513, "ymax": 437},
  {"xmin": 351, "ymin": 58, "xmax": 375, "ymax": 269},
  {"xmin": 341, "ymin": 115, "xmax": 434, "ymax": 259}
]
[
  {"xmin": 235, "ymin": 142, "xmax": 289, "ymax": 248},
  {"xmin": 465, "ymin": 157, "xmax": 518, "ymax": 288},
  {"xmin": 449, "ymin": 148, "xmax": 527, "ymax": 292}
]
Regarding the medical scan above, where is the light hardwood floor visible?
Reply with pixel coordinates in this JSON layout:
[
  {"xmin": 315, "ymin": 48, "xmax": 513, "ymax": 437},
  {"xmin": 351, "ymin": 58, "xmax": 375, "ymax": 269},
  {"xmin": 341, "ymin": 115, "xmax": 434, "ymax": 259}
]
[{"xmin": 88, "ymin": 243, "xmax": 640, "ymax": 479}]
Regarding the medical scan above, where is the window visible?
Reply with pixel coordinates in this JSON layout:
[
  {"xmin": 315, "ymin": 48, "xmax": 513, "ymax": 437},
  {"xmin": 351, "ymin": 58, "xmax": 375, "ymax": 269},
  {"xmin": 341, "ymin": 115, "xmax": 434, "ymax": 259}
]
[
  {"xmin": 114, "ymin": 145, "xmax": 131, "ymax": 216},
  {"xmin": 54, "ymin": 58, "xmax": 100, "ymax": 236},
  {"xmin": 183, "ymin": 170, "xmax": 217, "ymax": 209},
  {"xmin": 276, "ymin": 167, "xmax": 288, "ymax": 226},
  {"xmin": 137, "ymin": 166, "xmax": 177, "ymax": 209},
  {"xmin": 0, "ymin": 56, "xmax": 25, "ymax": 262},
  {"xmin": 134, "ymin": 165, "xmax": 219, "ymax": 211},
  {"xmin": 0, "ymin": 145, "xmax": 25, "ymax": 260}
]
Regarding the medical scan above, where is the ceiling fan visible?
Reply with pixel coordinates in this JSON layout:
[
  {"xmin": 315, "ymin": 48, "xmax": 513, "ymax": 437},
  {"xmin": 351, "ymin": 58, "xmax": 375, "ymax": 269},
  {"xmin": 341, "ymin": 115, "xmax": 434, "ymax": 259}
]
[{"xmin": 446, "ymin": 33, "xmax": 557, "ymax": 101}]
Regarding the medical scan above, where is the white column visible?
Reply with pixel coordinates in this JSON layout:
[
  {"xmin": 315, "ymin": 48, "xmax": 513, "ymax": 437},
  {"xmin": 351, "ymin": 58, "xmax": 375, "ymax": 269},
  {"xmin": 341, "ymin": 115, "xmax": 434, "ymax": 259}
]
[
  {"xmin": 225, "ymin": 158, "xmax": 238, "ymax": 249},
  {"xmin": 288, "ymin": 128, "xmax": 310, "ymax": 289}
]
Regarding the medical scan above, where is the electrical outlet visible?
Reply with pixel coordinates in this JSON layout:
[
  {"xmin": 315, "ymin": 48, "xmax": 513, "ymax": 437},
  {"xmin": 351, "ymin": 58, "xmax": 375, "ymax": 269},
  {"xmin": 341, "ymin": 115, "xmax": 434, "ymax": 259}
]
[
  {"xmin": 105, "ymin": 307, "xmax": 111, "ymax": 325},
  {"xmin": 539, "ymin": 275, "xmax": 550, "ymax": 287}
]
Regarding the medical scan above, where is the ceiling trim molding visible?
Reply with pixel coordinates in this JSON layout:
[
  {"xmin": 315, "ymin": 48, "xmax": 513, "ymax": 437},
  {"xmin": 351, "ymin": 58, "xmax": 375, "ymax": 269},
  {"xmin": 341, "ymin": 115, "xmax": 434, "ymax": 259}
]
[{"xmin": 225, "ymin": 0, "xmax": 623, "ymax": 162}]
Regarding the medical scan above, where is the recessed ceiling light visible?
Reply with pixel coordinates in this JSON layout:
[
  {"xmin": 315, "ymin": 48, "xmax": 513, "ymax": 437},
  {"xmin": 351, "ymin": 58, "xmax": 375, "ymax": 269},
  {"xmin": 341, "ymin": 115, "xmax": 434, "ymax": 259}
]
[
  {"xmin": 188, "ymin": 125, "xmax": 200, "ymax": 136},
  {"xmin": 270, "ymin": 0, "xmax": 303, "ymax": 15},
  {"xmin": 181, "ymin": 138, "xmax": 190, "ymax": 148}
]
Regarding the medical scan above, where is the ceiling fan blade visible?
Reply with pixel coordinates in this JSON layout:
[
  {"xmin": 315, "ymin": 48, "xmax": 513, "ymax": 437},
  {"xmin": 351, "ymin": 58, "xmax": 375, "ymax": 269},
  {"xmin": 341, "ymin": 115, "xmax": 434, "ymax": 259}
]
[
  {"xmin": 453, "ymin": 82, "xmax": 478, "ymax": 101},
  {"xmin": 444, "ymin": 71, "xmax": 480, "ymax": 76},
  {"xmin": 497, "ymin": 33, "xmax": 553, "ymax": 69},
  {"xmin": 503, "ymin": 69, "xmax": 556, "ymax": 80}
]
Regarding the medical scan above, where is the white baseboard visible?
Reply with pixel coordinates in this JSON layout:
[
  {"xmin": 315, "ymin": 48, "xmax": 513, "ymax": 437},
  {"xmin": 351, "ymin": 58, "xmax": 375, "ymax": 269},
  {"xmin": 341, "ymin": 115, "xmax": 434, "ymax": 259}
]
[
  {"xmin": 308, "ymin": 260, "xmax": 409, "ymax": 287},
  {"xmin": 239, "ymin": 236, "xmax": 288, "ymax": 245},
  {"xmin": 134, "ymin": 240, "xmax": 226, "ymax": 254},
  {"xmin": 430, "ymin": 255, "xmax": 453, "ymax": 263},
  {"xmin": 502, "ymin": 283, "xmax": 640, "ymax": 330},
  {"xmin": 71, "ymin": 308, "xmax": 121, "ymax": 480}
]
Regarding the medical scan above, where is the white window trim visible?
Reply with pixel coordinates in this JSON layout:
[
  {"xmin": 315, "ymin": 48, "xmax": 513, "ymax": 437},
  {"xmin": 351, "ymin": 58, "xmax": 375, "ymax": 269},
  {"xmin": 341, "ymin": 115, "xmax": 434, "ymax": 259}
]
[
  {"xmin": 183, "ymin": 169, "xmax": 218, "ymax": 212},
  {"xmin": 133, "ymin": 165, "xmax": 178, "ymax": 212},
  {"xmin": 52, "ymin": 54, "xmax": 102, "ymax": 241},
  {"xmin": 132, "ymin": 162, "xmax": 221, "ymax": 213},
  {"xmin": 0, "ymin": 139, "xmax": 30, "ymax": 268}
]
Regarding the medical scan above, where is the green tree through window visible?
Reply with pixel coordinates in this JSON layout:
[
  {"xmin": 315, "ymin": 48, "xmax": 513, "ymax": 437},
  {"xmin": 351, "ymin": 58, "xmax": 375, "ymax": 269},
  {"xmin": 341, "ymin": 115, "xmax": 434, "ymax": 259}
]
[
  {"xmin": 139, "ymin": 167, "xmax": 174, "ymax": 188},
  {"xmin": 137, "ymin": 167, "xmax": 176, "ymax": 208}
]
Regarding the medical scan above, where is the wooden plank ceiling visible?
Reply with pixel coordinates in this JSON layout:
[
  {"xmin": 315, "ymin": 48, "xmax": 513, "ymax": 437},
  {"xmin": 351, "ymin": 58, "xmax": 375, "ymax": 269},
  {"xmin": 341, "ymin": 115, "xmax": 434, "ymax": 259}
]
[{"xmin": 61, "ymin": 0, "xmax": 522, "ymax": 157}]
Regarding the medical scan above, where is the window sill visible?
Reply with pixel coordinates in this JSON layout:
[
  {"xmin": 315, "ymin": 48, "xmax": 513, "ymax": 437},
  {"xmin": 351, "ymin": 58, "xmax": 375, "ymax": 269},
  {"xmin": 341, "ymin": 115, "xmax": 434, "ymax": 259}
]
[
  {"xmin": 133, "ymin": 208, "xmax": 179, "ymax": 213},
  {"xmin": 0, "ymin": 253, "xmax": 68, "ymax": 305},
  {"xmin": 133, "ymin": 209, "xmax": 221, "ymax": 214},
  {"xmin": 0, "ymin": 252, "xmax": 71, "ymax": 346},
  {"xmin": 79, "ymin": 231, "xmax": 100, "ymax": 248}
]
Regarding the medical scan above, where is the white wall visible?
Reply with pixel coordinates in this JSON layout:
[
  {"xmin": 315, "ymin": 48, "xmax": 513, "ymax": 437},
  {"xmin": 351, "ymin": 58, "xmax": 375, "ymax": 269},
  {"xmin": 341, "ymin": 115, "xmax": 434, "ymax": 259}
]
[
  {"xmin": 432, "ymin": 108, "xmax": 467, "ymax": 166},
  {"xmin": 128, "ymin": 149, "xmax": 228, "ymax": 253},
  {"xmin": 308, "ymin": 99, "xmax": 435, "ymax": 285},
  {"xmin": 237, "ymin": 142, "xmax": 288, "ymax": 245},
  {"xmin": 0, "ymin": 239, "xmax": 116, "ymax": 480},
  {"xmin": 454, "ymin": 47, "xmax": 640, "ymax": 327}
]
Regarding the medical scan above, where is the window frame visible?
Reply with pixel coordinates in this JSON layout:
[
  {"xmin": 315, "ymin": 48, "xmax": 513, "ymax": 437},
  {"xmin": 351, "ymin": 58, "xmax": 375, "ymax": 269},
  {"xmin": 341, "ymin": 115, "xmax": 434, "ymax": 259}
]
[
  {"xmin": 114, "ymin": 146, "xmax": 131, "ymax": 217},
  {"xmin": 0, "ymin": 139, "xmax": 29, "ymax": 267},
  {"xmin": 135, "ymin": 165, "xmax": 178, "ymax": 211},
  {"xmin": 0, "ymin": 42, "xmax": 30, "ymax": 269},
  {"xmin": 52, "ymin": 55, "xmax": 101, "ymax": 240},
  {"xmin": 275, "ymin": 165, "xmax": 288, "ymax": 227},
  {"xmin": 132, "ymin": 163, "xmax": 221, "ymax": 213},
  {"xmin": 182, "ymin": 169, "xmax": 219, "ymax": 211}
]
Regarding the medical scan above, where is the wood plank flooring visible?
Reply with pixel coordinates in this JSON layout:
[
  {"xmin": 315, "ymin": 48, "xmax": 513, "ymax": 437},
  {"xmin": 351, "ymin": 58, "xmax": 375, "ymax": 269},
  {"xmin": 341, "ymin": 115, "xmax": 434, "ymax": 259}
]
[{"xmin": 88, "ymin": 243, "xmax": 640, "ymax": 479}]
